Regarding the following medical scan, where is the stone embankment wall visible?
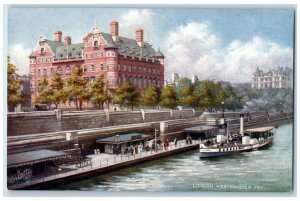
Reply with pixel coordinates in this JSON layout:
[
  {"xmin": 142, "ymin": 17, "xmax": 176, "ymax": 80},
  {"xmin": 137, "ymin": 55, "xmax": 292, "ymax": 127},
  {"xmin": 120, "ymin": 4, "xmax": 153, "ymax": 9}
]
[{"xmin": 8, "ymin": 109, "xmax": 201, "ymax": 136}]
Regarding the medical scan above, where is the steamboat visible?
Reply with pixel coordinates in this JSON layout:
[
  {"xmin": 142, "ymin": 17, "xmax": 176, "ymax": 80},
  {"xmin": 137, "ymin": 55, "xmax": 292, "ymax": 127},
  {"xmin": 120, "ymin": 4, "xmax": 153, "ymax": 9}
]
[{"xmin": 199, "ymin": 114, "xmax": 274, "ymax": 158}]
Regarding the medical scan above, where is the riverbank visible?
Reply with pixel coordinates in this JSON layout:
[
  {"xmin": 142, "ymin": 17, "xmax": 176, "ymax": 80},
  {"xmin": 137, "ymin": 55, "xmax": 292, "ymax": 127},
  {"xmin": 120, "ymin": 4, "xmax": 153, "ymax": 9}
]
[{"xmin": 8, "ymin": 118, "xmax": 293, "ymax": 190}]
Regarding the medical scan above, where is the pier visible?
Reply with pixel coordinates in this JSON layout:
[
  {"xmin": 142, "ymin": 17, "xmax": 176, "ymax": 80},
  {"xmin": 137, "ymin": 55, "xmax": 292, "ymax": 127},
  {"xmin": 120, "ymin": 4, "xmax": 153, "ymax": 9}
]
[{"xmin": 8, "ymin": 140, "xmax": 199, "ymax": 190}]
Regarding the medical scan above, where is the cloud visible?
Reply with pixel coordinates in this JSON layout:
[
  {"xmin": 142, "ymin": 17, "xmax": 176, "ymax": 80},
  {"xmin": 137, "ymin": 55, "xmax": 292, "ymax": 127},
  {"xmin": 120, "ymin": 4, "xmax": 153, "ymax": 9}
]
[
  {"xmin": 8, "ymin": 44, "xmax": 31, "ymax": 75},
  {"xmin": 219, "ymin": 36, "xmax": 293, "ymax": 82},
  {"xmin": 164, "ymin": 21, "xmax": 221, "ymax": 81},
  {"xmin": 164, "ymin": 22, "xmax": 293, "ymax": 83},
  {"xmin": 119, "ymin": 9, "xmax": 154, "ymax": 41}
]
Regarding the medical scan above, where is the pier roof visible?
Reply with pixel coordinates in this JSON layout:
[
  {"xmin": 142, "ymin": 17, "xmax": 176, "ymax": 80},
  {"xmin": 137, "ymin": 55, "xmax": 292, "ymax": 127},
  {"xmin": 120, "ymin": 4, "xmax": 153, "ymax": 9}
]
[
  {"xmin": 7, "ymin": 149, "xmax": 71, "ymax": 168},
  {"xmin": 96, "ymin": 133, "xmax": 151, "ymax": 144},
  {"xmin": 182, "ymin": 125, "xmax": 218, "ymax": 133},
  {"xmin": 244, "ymin": 127, "xmax": 274, "ymax": 133}
]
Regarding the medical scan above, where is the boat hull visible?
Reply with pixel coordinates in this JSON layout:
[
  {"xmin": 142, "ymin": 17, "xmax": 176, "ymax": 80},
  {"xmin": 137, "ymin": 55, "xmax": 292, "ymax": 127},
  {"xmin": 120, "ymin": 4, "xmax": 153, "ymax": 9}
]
[{"xmin": 199, "ymin": 137, "xmax": 274, "ymax": 158}]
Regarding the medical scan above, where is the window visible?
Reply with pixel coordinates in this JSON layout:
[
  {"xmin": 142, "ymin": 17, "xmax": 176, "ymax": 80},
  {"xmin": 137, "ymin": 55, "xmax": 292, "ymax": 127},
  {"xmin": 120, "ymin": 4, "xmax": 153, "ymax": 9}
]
[
  {"xmin": 91, "ymin": 65, "xmax": 95, "ymax": 71},
  {"xmin": 90, "ymin": 76, "xmax": 96, "ymax": 82},
  {"xmin": 43, "ymin": 68, "xmax": 47, "ymax": 75},
  {"xmin": 83, "ymin": 65, "xmax": 87, "ymax": 72},
  {"xmin": 50, "ymin": 68, "xmax": 54, "ymax": 75},
  {"xmin": 117, "ymin": 65, "xmax": 120, "ymax": 71},
  {"xmin": 122, "ymin": 74, "xmax": 126, "ymax": 83},
  {"xmin": 57, "ymin": 66, "xmax": 62, "ymax": 75},
  {"xmin": 94, "ymin": 40, "xmax": 99, "ymax": 47},
  {"xmin": 83, "ymin": 77, "xmax": 89, "ymax": 88},
  {"xmin": 101, "ymin": 64, "xmax": 106, "ymax": 70},
  {"xmin": 41, "ymin": 48, "xmax": 44, "ymax": 54},
  {"xmin": 37, "ymin": 69, "xmax": 41, "ymax": 76},
  {"xmin": 128, "ymin": 66, "xmax": 131, "ymax": 72},
  {"xmin": 124, "ymin": 65, "xmax": 127, "ymax": 71},
  {"xmin": 66, "ymin": 65, "xmax": 71, "ymax": 75}
]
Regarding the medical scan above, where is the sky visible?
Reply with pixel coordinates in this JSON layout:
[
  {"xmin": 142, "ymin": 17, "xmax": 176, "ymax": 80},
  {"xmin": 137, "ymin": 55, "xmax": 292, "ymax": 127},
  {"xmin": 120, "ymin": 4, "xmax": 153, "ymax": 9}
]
[{"xmin": 7, "ymin": 7, "xmax": 294, "ymax": 83}]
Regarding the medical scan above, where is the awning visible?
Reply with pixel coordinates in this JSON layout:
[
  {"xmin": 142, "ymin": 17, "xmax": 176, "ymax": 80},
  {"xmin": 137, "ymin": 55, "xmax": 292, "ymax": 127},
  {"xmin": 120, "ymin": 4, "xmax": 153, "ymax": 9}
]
[
  {"xmin": 244, "ymin": 127, "xmax": 274, "ymax": 133},
  {"xmin": 96, "ymin": 133, "xmax": 151, "ymax": 144},
  {"xmin": 7, "ymin": 149, "xmax": 71, "ymax": 168}
]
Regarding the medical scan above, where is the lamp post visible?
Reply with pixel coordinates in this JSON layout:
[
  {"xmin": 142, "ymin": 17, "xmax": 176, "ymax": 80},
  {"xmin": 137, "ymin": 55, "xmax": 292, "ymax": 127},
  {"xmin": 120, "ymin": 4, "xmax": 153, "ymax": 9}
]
[
  {"xmin": 265, "ymin": 101, "xmax": 269, "ymax": 120},
  {"xmin": 221, "ymin": 101, "xmax": 225, "ymax": 118},
  {"xmin": 154, "ymin": 129, "xmax": 158, "ymax": 152}
]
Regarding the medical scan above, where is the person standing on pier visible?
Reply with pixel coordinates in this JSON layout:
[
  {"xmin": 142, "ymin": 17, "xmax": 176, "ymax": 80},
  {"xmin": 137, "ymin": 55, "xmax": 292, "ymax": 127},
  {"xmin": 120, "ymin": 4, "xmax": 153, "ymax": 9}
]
[{"xmin": 166, "ymin": 139, "xmax": 169, "ymax": 150}]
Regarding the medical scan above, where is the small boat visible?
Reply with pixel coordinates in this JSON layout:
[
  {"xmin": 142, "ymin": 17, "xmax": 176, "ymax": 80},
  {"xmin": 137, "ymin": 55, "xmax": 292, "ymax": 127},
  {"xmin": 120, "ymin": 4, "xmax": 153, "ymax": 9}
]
[{"xmin": 199, "ymin": 114, "xmax": 274, "ymax": 158}]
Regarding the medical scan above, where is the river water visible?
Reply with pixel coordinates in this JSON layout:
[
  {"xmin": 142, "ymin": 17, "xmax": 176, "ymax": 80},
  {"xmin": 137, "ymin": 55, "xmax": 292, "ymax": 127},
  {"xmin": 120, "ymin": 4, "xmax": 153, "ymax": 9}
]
[{"xmin": 53, "ymin": 123, "xmax": 293, "ymax": 192}]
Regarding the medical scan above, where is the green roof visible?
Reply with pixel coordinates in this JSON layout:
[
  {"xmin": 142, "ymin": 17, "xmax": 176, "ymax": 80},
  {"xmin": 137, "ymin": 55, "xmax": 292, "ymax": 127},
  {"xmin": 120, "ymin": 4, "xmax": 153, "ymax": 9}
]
[
  {"xmin": 47, "ymin": 40, "xmax": 65, "ymax": 54},
  {"xmin": 45, "ymin": 32, "xmax": 162, "ymax": 61},
  {"xmin": 55, "ymin": 43, "xmax": 85, "ymax": 60}
]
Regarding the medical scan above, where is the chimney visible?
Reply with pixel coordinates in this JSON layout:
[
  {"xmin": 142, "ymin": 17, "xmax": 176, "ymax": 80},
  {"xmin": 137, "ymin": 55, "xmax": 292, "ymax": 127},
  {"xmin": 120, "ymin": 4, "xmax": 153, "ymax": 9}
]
[
  {"xmin": 135, "ymin": 28, "xmax": 144, "ymax": 47},
  {"xmin": 83, "ymin": 36, "xmax": 87, "ymax": 43},
  {"xmin": 64, "ymin": 36, "xmax": 71, "ymax": 46},
  {"xmin": 240, "ymin": 113, "xmax": 244, "ymax": 136},
  {"xmin": 54, "ymin": 31, "xmax": 62, "ymax": 42},
  {"xmin": 110, "ymin": 21, "xmax": 119, "ymax": 42}
]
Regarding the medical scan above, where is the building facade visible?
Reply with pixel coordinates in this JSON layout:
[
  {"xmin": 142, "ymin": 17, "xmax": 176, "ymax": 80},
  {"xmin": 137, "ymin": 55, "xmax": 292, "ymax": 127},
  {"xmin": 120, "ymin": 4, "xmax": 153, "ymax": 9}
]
[
  {"xmin": 29, "ymin": 21, "xmax": 165, "ymax": 106},
  {"xmin": 251, "ymin": 67, "xmax": 292, "ymax": 89}
]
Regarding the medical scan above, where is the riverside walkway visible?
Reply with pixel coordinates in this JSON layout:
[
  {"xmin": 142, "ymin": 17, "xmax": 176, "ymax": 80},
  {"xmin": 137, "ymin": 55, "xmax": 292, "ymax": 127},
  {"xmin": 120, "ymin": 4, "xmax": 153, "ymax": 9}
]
[{"xmin": 8, "ymin": 140, "xmax": 199, "ymax": 190}]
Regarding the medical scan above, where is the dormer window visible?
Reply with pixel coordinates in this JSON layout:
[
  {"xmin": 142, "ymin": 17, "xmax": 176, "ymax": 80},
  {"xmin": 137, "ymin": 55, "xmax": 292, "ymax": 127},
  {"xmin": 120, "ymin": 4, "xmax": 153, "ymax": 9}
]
[
  {"xmin": 94, "ymin": 40, "xmax": 99, "ymax": 47},
  {"xmin": 41, "ymin": 48, "xmax": 44, "ymax": 54}
]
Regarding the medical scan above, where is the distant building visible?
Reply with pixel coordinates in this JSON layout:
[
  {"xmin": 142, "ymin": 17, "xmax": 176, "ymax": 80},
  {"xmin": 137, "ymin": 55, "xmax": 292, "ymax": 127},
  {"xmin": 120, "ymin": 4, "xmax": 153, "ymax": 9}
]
[
  {"xmin": 171, "ymin": 73, "xmax": 180, "ymax": 85},
  {"xmin": 213, "ymin": 79, "xmax": 231, "ymax": 88},
  {"xmin": 252, "ymin": 67, "xmax": 293, "ymax": 89},
  {"xmin": 191, "ymin": 75, "xmax": 199, "ymax": 83},
  {"xmin": 231, "ymin": 82, "xmax": 252, "ymax": 89}
]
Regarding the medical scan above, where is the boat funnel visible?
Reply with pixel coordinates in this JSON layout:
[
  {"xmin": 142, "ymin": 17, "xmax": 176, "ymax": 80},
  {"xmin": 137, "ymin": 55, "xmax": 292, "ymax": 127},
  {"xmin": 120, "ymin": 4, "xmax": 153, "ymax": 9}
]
[{"xmin": 240, "ymin": 113, "xmax": 244, "ymax": 136}]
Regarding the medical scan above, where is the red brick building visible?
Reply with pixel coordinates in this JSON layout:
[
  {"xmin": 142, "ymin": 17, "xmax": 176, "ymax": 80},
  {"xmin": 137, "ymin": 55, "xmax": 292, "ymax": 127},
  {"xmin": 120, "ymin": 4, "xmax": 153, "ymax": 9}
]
[{"xmin": 29, "ymin": 21, "xmax": 165, "ymax": 107}]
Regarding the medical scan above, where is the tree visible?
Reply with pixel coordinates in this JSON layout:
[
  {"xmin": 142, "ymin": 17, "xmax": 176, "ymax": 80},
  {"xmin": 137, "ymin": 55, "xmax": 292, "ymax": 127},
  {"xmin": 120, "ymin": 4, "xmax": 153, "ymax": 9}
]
[
  {"xmin": 160, "ymin": 85, "xmax": 178, "ymax": 109},
  {"xmin": 66, "ymin": 65, "xmax": 90, "ymax": 110},
  {"xmin": 50, "ymin": 73, "xmax": 68, "ymax": 109},
  {"xmin": 196, "ymin": 80, "xmax": 224, "ymax": 110},
  {"xmin": 223, "ymin": 86, "xmax": 240, "ymax": 110},
  {"xmin": 35, "ymin": 76, "xmax": 53, "ymax": 105},
  {"xmin": 114, "ymin": 82, "xmax": 141, "ymax": 110},
  {"xmin": 7, "ymin": 58, "xmax": 27, "ymax": 111},
  {"xmin": 143, "ymin": 85, "xmax": 161, "ymax": 107},
  {"xmin": 178, "ymin": 83, "xmax": 199, "ymax": 108},
  {"xmin": 90, "ymin": 75, "xmax": 109, "ymax": 109}
]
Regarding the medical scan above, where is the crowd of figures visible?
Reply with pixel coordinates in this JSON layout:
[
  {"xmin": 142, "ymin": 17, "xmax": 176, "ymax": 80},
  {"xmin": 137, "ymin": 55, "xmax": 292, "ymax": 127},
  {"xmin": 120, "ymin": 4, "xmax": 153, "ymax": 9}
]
[{"xmin": 122, "ymin": 138, "xmax": 181, "ymax": 156}]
